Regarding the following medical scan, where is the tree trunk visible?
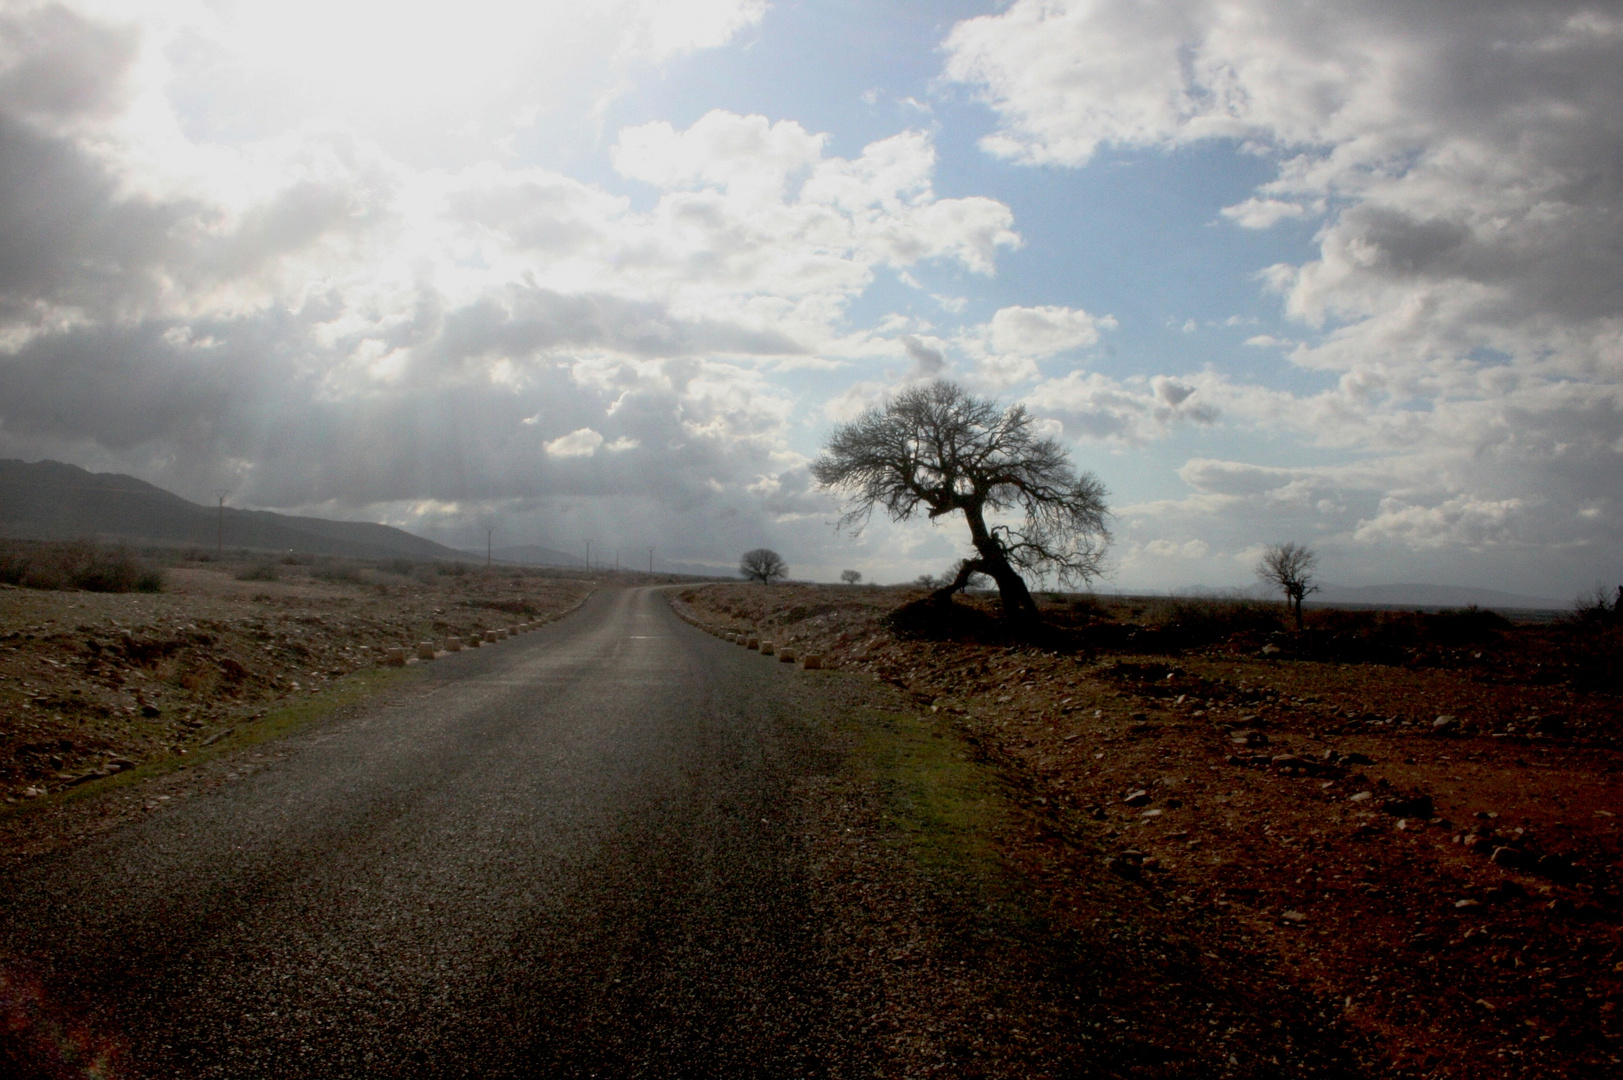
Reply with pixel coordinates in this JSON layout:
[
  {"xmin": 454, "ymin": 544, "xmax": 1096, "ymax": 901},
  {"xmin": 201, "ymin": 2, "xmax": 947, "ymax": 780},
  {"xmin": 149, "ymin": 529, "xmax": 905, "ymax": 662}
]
[{"xmin": 960, "ymin": 504, "xmax": 1040, "ymax": 623}]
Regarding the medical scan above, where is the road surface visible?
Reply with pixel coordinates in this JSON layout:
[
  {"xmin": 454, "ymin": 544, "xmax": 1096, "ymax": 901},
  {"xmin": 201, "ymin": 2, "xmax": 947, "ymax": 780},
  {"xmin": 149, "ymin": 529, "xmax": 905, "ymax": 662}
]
[{"xmin": 0, "ymin": 587, "xmax": 869, "ymax": 1078}]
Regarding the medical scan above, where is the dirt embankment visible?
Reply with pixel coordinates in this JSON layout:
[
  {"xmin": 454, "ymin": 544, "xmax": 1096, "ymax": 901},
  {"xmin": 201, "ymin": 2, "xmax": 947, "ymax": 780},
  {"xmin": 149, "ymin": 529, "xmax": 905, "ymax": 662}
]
[
  {"xmin": 681, "ymin": 582, "xmax": 1623, "ymax": 1080},
  {"xmin": 0, "ymin": 560, "xmax": 592, "ymax": 807}
]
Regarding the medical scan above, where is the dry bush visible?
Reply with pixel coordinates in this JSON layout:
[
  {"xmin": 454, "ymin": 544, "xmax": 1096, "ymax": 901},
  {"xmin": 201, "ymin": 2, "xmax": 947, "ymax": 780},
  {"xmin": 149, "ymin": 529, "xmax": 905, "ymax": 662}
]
[
  {"xmin": 311, "ymin": 561, "xmax": 364, "ymax": 584},
  {"xmin": 0, "ymin": 539, "xmax": 163, "ymax": 593}
]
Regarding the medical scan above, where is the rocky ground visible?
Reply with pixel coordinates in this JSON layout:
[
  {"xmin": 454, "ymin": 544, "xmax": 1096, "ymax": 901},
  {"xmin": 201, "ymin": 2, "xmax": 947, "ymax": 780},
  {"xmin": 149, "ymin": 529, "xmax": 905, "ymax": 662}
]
[
  {"xmin": 679, "ymin": 582, "xmax": 1623, "ymax": 1080},
  {"xmin": 0, "ymin": 555, "xmax": 593, "ymax": 810}
]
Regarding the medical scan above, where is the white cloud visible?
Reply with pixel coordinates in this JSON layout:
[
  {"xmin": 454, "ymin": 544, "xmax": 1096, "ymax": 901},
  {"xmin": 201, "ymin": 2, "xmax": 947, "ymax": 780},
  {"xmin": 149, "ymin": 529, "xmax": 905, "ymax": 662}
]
[
  {"xmin": 954, "ymin": 303, "xmax": 1116, "ymax": 387},
  {"xmin": 1353, "ymin": 494, "xmax": 1527, "ymax": 551},
  {"xmin": 943, "ymin": 0, "xmax": 1623, "ymax": 586},
  {"xmin": 985, "ymin": 304, "xmax": 1113, "ymax": 356},
  {"xmin": 0, "ymin": 7, "xmax": 1029, "ymax": 570},
  {"xmin": 1221, "ymin": 197, "xmax": 1310, "ymax": 229},
  {"xmin": 545, "ymin": 427, "xmax": 606, "ymax": 457},
  {"xmin": 1143, "ymin": 538, "xmax": 1209, "ymax": 559},
  {"xmin": 1028, "ymin": 370, "xmax": 1220, "ymax": 443}
]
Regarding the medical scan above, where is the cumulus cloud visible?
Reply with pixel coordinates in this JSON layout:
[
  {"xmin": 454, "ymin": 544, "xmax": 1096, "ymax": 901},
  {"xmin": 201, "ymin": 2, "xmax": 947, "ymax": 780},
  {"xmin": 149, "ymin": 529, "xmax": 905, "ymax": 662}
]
[
  {"xmin": 0, "ymin": 4, "xmax": 1026, "ymax": 570},
  {"xmin": 545, "ymin": 428, "xmax": 605, "ymax": 458},
  {"xmin": 957, "ymin": 303, "xmax": 1115, "ymax": 386},
  {"xmin": 985, "ymin": 305, "xmax": 1112, "ymax": 357},
  {"xmin": 1028, "ymin": 371, "xmax": 1220, "ymax": 443},
  {"xmin": 944, "ymin": 0, "xmax": 1623, "ymax": 584}
]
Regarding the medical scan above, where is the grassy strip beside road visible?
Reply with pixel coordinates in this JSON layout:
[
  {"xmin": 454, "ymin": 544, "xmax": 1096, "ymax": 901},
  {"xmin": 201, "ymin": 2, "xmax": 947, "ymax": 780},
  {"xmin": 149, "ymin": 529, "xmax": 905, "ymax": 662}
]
[{"xmin": 854, "ymin": 706, "xmax": 1026, "ymax": 911}]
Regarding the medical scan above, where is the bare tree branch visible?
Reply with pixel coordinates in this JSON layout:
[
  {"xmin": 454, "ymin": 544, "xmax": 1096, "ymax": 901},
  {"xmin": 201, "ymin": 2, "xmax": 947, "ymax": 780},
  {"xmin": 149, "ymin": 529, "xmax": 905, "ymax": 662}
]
[
  {"xmin": 812, "ymin": 380, "xmax": 1110, "ymax": 622},
  {"xmin": 739, "ymin": 548, "xmax": 788, "ymax": 584},
  {"xmin": 1256, "ymin": 541, "xmax": 1320, "ymax": 630}
]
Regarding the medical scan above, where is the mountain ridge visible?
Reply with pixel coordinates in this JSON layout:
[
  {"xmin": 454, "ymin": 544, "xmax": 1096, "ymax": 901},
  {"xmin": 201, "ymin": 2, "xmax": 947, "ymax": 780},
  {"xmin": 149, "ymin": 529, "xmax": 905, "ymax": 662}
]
[{"xmin": 0, "ymin": 458, "xmax": 461, "ymax": 561}]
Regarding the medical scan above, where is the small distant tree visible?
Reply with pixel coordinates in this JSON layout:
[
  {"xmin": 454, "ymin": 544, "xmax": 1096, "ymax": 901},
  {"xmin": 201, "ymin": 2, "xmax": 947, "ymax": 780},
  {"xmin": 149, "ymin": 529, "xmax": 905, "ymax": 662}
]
[
  {"xmin": 812, "ymin": 380, "xmax": 1109, "ymax": 625},
  {"xmin": 740, "ymin": 548, "xmax": 788, "ymax": 584},
  {"xmin": 840, "ymin": 569, "xmax": 862, "ymax": 585},
  {"xmin": 1256, "ymin": 542, "xmax": 1320, "ymax": 630}
]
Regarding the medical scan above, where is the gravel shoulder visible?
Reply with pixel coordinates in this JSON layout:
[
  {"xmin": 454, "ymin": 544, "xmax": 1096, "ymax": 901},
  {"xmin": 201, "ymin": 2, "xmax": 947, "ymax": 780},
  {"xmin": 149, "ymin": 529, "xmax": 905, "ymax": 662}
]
[
  {"xmin": 0, "ymin": 560, "xmax": 592, "ymax": 824},
  {"xmin": 680, "ymin": 582, "xmax": 1623, "ymax": 1080}
]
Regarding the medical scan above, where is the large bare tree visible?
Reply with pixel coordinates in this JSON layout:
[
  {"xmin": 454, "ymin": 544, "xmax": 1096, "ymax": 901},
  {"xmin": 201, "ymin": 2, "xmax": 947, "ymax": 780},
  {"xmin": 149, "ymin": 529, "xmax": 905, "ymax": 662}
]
[
  {"xmin": 811, "ymin": 380, "xmax": 1110, "ymax": 623},
  {"xmin": 1256, "ymin": 541, "xmax": 1320, "ymax": 630},
  {"xmin": 739, "ymin": 548, "xmax": 788, "ymax": 584}
]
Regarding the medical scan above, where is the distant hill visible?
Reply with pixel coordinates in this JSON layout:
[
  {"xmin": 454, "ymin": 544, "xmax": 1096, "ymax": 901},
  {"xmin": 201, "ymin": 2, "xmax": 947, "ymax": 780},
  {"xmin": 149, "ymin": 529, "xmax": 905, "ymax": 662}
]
[
  {"xmin": 0, "ymin": 458, "xmax": 461, "ymax": 561},
  {"xmin": 471, "ymin": 545, "xmax": 727, "ymax": 576},
  {"xmin": 1170, "ymin": 579, "xmax": 1566, "ymax": 611},
  {"xmin": 1311, "ymin": 583, "xmax": 1565, "ymax": 611},
  {"xmin": 474, "ymin": 544, "xmax": 586, "ymax": 568}
]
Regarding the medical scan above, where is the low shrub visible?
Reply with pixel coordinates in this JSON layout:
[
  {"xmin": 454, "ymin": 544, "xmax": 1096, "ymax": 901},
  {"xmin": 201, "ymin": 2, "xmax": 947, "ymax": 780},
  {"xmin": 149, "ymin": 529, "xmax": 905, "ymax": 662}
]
[
  {"xmin": 0, "ymin": 539, "xmax": 164, "ymax": 593},
  {"xmin": 236, "ymin": 562, "xmax": 279, "ymax": 582}
]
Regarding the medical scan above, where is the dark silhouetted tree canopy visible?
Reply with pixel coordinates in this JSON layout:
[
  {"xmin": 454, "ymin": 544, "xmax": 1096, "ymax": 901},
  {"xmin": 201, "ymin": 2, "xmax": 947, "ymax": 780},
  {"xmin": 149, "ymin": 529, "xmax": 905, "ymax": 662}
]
[
  {"xmin": 1256, "ymin": 541, "xmax": 1320, "ymax": 630},
  {"xmin": 812, "ymin": 380, "xmax": 1109, "ymax": 623},
  {"xmin": 739, "ymin": 548, "xmax": 788, "ymax": 584}
]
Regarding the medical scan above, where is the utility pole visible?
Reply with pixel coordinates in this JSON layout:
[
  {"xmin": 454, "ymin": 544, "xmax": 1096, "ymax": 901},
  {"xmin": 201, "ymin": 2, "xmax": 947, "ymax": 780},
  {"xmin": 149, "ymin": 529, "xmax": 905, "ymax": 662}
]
[
  {"xmin": 615, "ymin": 548, "xmax": 619, "ymax": 572},
  {"xmin": 486, "ymin": 525, "xmax": 494, "ymax": 568},
  {"xmin": 213, "ymin": 490, "xmax": 230, "ymax": 560},
  {"xmin": 585, "ymin": 540, "xmax": 593, "ymax": 571},
  {"xmin": 648, "ymin": 547, "xmax": 653, "ymax": 574}
]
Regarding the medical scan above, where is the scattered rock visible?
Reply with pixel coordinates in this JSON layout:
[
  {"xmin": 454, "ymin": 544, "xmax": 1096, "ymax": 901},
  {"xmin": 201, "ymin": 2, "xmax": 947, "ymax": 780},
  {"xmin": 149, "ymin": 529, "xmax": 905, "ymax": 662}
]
[
  {"xmin": 1489, "ymin": 846, "xmax": 1528, "ymax": 870},
  {"xmin": 1348, "ymin": 791, "xmax": 1373, "ymax": 803},
  {"xmin": 1105, "ymin": 855, "xmax": 1141, "ymax": 879},
  {"xmin": 1123, "ymin": 789, "xmax": 1151, "ymax": 807},
  {"xmin": 1535, "ymin": 853, "xmax": 1574, "ymax": 880},
  {"xmin": 1380, "ymin": 794, "xmax": 1434, "ymax": 819}
]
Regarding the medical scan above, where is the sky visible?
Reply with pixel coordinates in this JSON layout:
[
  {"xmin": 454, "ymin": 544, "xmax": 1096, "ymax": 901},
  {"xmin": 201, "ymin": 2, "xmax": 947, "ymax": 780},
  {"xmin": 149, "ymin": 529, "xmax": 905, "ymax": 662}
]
[{"xmin": 0, "ymin": 0, "xmax": 1620, "ymax": 598}]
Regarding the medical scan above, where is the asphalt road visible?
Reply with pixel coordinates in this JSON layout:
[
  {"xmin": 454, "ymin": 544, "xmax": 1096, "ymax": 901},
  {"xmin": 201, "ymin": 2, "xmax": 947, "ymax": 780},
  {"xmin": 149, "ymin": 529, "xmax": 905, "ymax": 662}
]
[{"xmin": 0, "ymin": 587, "xmax": 864, "ymax": 1079}]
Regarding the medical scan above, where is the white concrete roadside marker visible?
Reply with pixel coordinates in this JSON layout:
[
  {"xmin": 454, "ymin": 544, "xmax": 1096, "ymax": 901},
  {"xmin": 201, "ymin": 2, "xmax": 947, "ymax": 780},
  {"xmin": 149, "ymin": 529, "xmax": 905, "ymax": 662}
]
[
  {"xmin": 802, "ymin": 655, "xmax": 823, "ymax": 670},
  {"xmin": 384, "ymin": 646, "xmax": 406, "ymax": 666},
  {"xmin": 484, "ymin": 630, "xmax": 499, "ymax": 643},
  {"xmin": 759, "ymin": 641, "xmax": 776, "ymax": 656},
  {"xmin": 778, "ymin": 648, "xmax": 796, "ymax": 664},
  {"xmin": 747, "ymin": 636, "xmax": 760, "ymax": 650},
  {"xmin": 446, "ymin": 636, "xmax": 462, "ymax": 652},
  {"xmin": 415, "ymin": 641, "xmax": 436, "ymax": 660}
]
